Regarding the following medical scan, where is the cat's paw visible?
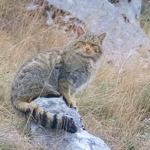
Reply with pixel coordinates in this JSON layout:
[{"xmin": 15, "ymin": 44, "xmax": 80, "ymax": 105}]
[
  {"xmin": 62, "ymin": 116, "xmax": 77, "ymax": 133},
  {"xmin": 69, "ymin": 101, "xmax": 77, "ymax": 109},
  {"xmin": 73, "ymin": 106, "xmax": 78, "ymax": 111},
  {"xmin": 63, "ymin": 95, "xmax": 77, "ymax": 108}
]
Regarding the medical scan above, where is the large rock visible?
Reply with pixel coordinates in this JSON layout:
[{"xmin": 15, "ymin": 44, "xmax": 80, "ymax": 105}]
[
  {"xmin": 27, "ymin": 0, "xmax": 150, "ymax": 149},
  {"xmin": 28, "ymin": 0, "xmax": 150, "ymax": 71},
  {"xmin": 31, "ymin": 97, "xmax": 111, "ymax": 150}
]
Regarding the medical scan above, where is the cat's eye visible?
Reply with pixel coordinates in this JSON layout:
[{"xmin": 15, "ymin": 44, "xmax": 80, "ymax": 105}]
[
  {"xmin": 74, "ymin": 41, "xmax": 85, "ymax": 48},
  {"xmin": 91, "ymin": 44, "xmax": 99, "ymax": 53}
]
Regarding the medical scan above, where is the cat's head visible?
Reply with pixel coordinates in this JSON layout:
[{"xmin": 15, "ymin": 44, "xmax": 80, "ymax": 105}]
[{"xmin": 73, "ymin": 26, "xmax": 106, "ymax": 61}]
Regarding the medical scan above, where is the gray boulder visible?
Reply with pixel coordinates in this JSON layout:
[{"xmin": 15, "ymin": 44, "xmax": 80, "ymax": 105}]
[
  {"xmin": 28, "ymin": 0, "xmax": 150, "ymax": 71},
  {"xmin": 31, "ymin": 97, "xmax": 111, "ymax": 150}
]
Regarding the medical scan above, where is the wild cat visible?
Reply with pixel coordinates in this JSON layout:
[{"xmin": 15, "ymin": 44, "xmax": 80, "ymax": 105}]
[{"xmin": 11, "ymin": 26, "xmax": 106, "ymax": 133}]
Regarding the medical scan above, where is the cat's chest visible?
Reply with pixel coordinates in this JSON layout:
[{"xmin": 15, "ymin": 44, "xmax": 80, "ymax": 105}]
[
  {"xmin": 64, "ymin": 54, "xmax": 93, "ymax": 72},
  {"xmin": 65, "ymin": 55, "xmax": 96, "ymax": 84}
]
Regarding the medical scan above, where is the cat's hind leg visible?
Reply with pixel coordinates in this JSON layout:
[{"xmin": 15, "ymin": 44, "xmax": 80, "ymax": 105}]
[{"xmin": 12, "ymin": 98, "xmax": 77, "ymax": 133}]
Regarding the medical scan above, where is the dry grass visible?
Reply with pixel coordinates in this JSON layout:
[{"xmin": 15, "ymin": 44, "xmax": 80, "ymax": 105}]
[{"xmin": 0, "ymin": 0, "xmax": 150, "ymax": 150}]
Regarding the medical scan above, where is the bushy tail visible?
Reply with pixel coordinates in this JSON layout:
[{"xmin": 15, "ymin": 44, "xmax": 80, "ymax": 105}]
[{"xmin": 12, "ymin": 100, "xmax": 77, "ymax": 133}]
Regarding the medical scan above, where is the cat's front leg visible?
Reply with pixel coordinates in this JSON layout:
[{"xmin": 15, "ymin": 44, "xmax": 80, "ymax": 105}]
[
  {"xmin": 58, "ymin": 78, "xmax": 77, "ymax": 110},
  {"xmin": 63, "ymin": 94, "xmax": 77, "ymax": 110}
]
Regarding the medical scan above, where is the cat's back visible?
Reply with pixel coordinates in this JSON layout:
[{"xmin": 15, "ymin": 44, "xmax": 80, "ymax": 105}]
[
  {"xmin": 23, "ymin": 51, "xmax": 61, "ymax": 69},
  {"xmin": 12, "ymin": 50, "xmax": 63, "ymax": 91},
  {"xmin": 15, "ymin": 50, "xmax": 62, "ymax": 76}
]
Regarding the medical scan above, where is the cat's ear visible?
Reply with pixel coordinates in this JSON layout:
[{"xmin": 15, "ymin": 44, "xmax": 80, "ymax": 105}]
[
  {"xmin": 98, "ymin": 33, "xmax": 106, "ymax": 42},
  {"xmin": 77, "ymin": 26, "xmax": 85, "ymax": 37}
]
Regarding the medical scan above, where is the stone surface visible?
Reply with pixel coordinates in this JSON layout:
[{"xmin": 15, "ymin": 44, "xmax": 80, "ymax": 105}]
[
  {"xmin": 29, "ymin": 0, "xmax": 150, "ymax": 71},
  {"xmin": 27, "ymin": 0, "xmax": 150, "ymax": 149},
  {"xmin": 31, "ymin": 97, "xmax": 111, "ymax": 150}
]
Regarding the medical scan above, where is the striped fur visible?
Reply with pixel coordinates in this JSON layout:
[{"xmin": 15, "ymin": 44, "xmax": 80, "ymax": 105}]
[
  {"xmin": 12, "ymin": 97, "xmax": 77, "ymax": 133},
  {"xmin": 11, "ymin": 50, "xmax": 77, "ymax": 133},
  {"xmin": 11, "ymin": 27, "xmax": 106, "ymax": 133}
]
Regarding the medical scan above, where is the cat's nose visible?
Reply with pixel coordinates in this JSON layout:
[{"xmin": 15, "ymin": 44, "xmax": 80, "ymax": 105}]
[{"xmin": 86, "ymin": 48, "xmax": 90, "ymax": 52}]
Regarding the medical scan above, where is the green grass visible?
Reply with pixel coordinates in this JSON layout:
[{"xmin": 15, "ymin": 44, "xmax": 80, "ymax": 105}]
[{"xmin": 140, "ymin": 2, "xmax": 150, "ymax": 36}]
